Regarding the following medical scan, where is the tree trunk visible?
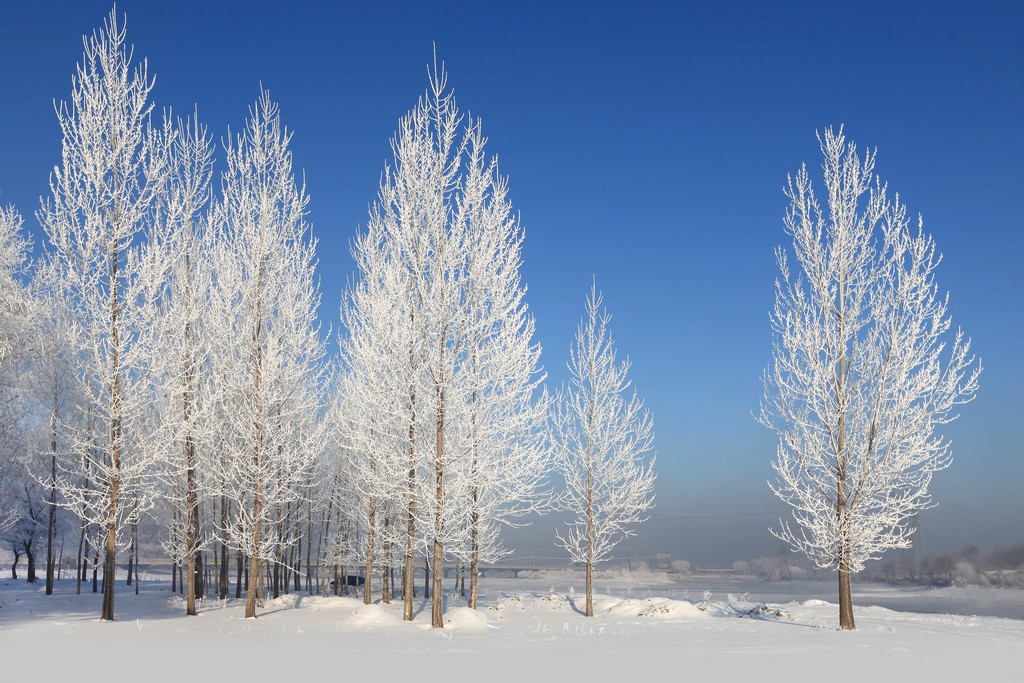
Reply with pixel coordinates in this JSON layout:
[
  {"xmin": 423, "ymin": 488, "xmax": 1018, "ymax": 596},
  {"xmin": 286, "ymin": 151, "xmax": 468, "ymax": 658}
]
[
  {"xmin": 402, "ymin": 332, "xmax": 417, "ymax": 622},
  {"xmin": 219, "ymin": 497, "xmax": 230, "ymax": 600},
  {"xmin": 364, "ymin": 493, "xmax": 375, "ymax": 605},
  {"xmin": 126, "ymin": 537, "xmax": 134, "ymax": 585},
  {"xmin": 382, "ymin": 549, "xmax": 391, "ymax": 604},
  {"xmin": 46, "ymin": 388, "xmax": 58, "ymax": 595},
  {"xmin": 402, "ymin": 444, "xmax": 416, "ymax": 621},
  {"xmin": 424, "ymin": 557, "xmax": 430, "ymax": 600},
  {"xmin": 245, "ymin": 266, "xmax": 265, "ymax": 620},
  {"xmin": 102, "ymin": 238, "xmax": 123, "ymax": 622},
  {"xmin": 245, "ymin": 487, "xmax": 263, "ymax": 618},
  {"xmin": 235, "ymin": 548, "xmax": 243, "ymax": 599},
  {"xmin": 431, "ymin": 387, "xmax": 445, "ymax": 628},
  {"xmin": 185, "ymin": 432, "xmax": 198, "ymax": 615},
  {"xmin": 585, "ymin": 560, "xmax": 593, "ymax": 617},
  {"xmin": 836, "ymin": 351, "xmax": 855, "ymax": 630},
  {"xmin": 58, "ymin": 532, "xmax": 65, "ymax": 581},
  {"xmin": 25, "ymin": 542, "xmax": 37, "ymax": 583},
  {"xmin": 839, "ymin": 559, "xmax": 855, "ymax": 630},
  {"xmin": 469, "ymin": 511, "xmax": 479, "ymax": 608},
  {"xmin": 101, "ymin": 530, "xmax": 116, "ymax": 621},
  {"xmin": 134, "ymin": 525, "xmax": 140, "ymax": 595},
  {"xmin": 76, "ymin": 524, "xmax": 85, "ymax": 595},
  {"xmin": 10, "ymin": 547, "xmax": 20, "ymax": 579},
  {"xmin": 585, "ymin": 450, "xmax": 595, "ymax": 617},
  {"xmin": 305, "ymin": 500, "xmax": 313, "ymax": 595},
  {"xmin": 194, "ymin": 547, "xmax": 203, "ymax": 600}
]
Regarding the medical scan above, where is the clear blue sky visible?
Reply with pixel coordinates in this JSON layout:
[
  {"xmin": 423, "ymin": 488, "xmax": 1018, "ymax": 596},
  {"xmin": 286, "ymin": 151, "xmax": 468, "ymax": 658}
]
[{"xmin": 1, "ymin": 0, "xmax": 1020, "ymax": 566}]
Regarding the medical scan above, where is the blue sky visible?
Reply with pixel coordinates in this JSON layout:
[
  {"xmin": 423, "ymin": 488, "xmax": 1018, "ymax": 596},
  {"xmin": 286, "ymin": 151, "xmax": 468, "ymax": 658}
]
[{"xmin": 1, "ymin": 0, "xmax": 1021, "ymax": 566}]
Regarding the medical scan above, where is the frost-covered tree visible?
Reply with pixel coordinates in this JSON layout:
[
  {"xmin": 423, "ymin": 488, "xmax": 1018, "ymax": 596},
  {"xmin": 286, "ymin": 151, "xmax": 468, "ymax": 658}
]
[
  {"xmin": 759, "ymin": 127, "xmax": 981, "ymax": 630},
  {"xmin": 341, "ymin": 57, "xmax": 551, "ymax": 625},
  {"xmin": 36, "ymin": 8, "xmax": 170, "ymax": 620},
  {"xmin": 0, "ymin": 204, "xmax": 34, "ymax": 536},
  {"xmin": 137, "ymin": 113, "xmax": 214, "ymax": 615},
  {"xmin": 0, "ymin": 205, "xmax": 33, "ymax": 372},
  {"xmin": 346, "ymin": 59, "xmax": 465, "ymax": 627},
  {"xmin": 20, "ymin": 256, "xmax": 83, "ymax": 596},
  {"xmin": 553, "ymin": 282, "xmax": 656, "ymax": 617},
  {"xmin": 455, "ymin": 122, "xmax": 551, "ymax": 609},
  {"xmin": 209, "ymin": 90, "xmax": 326, "ymax": 619}
]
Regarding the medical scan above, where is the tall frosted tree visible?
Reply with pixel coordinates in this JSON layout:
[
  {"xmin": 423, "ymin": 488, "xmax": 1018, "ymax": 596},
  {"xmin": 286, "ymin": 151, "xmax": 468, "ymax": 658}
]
[
  {"xmin": 341, "ymin": 57, "xmax": 549, "ymax": 626},
  {"xmin": 36, "ymin": 9, "xmax": 170, "ymax": 621},
  {"xmin": 347, "ymin": 60, "xmax": 465, "ymax": 628},
  {"xmin": 136, "ymin": 113, "xmax": 214, "ymax": 615},
  {"xmin": 26, "ymin": 259, "xmax": 79, "ymax": 596},
  {"xmin": 0, "ymin": 204, "xmax": 35, "ymax": 536},
  {"xmin": 759, "ymin": 127, "xmax": 980, "ymax": 630},
  {"xmin": 455, "ymin": 122, "xmax": 551, "ymax": 609},
  {"xmin": 553, "ymin": 282, "xmax": 656, "ymax": 618},
  {"xmin": 209, "ymin": 90, "xmax": 326, "ymax": 619}
]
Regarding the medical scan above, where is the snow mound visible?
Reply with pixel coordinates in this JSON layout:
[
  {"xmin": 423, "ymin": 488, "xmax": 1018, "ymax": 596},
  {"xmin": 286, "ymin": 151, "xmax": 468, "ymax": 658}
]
[
  {"xmin": 487, "ymin": 594, "xmax": 526, "ymax": 616},
  {"xmin": 302, "ymin": 595, "xmax": 360, "ymax": 612},
  {"xmin": 338, "ymin": 602, "xmax": 401, "ymax": 629},
  {"xmin": 617, "ymin": 597, "xmax": 704, "ymax": 619},
  {"xmin": 799, "ymin": 599, "xmax": 830, "ymax": 607},
  {"xmin": 586, "ymin": 596, "xmax": 706, "ymax": 619},
  {"xmin": 532, "ymin": 592, "xmax": 570, "ymax": 611},
  {"xmin": 743, "ymin": 603, "xmax": 792, "ymax": 620},
  {"xmin": 263, "ymin": 594, "xmax": 302, "ymax": 611},
  {"xmin": 444, "ymin": 606, "xmax": 494, "ymax": 632}
]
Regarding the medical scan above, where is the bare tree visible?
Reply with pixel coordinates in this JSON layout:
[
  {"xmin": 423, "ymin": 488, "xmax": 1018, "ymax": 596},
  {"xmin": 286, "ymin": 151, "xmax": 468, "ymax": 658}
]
[
  {"xmin": 759, "ymin": 127, "xmax": 981, "ymax": 630},
  {"xmin": 553, "ymin": 282, "xmax": 656, "ymax": 617}
]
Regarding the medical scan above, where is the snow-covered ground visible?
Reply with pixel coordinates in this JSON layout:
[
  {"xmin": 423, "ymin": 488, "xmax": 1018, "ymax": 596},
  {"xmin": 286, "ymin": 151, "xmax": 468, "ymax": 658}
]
[{"xmin": 2, "ymin": 570, "xmax": 1022, "ymax": 680}]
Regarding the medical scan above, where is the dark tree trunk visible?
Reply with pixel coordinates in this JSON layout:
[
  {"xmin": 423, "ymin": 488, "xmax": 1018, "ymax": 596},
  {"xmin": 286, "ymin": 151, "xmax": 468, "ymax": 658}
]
[
  {"xmin": 26, "ymin": 551, "xmax": 36, "ymax": 583},
  {"xmin": 219, "ymin": 497, "xmax": 229, "ymax": 600},
  {"xmin": 101, "ymin": 540, "xmax": 116, "ymax": 621},
  {"xmin": 193, "ymin": 548, "xmax": 203, "ymax": 601},
  {"xmin": 235, "ymin": 549, "xmax": 243, "ymax": 599},
  {"xmin": 58, "ymin": 532, "xmax": 65, "ymax": 581},
  {"xmin": 75, "ymin": 525, "xmax": 85, "ymax": 595},
  {"xmin": 293, "ymin": 535, "xmax": 302, "ymax": 593},
  {"xmin": 424, "ymin": 557, "xmax": 430, "ymax": 600},
  {"xmin": 126, "ymin": 520, "xmax": 135, "ymax": 587},
  {"xmin": 305, "ymin": 500, "xmax": 313, "ymax": 595},
  {"xmin": 134, "ymin": 525, "xmax": 140, "ymax": 595},
  {"xmin": 24, "ymin": 543, "xmax": 37, "ymax": 583}
]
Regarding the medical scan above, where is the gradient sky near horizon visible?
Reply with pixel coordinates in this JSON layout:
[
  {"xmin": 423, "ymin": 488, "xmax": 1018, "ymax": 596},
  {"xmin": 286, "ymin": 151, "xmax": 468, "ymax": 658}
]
[{"xmin": 1, "ymin": 0, "xmax": 1021, "ymax": 567}]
